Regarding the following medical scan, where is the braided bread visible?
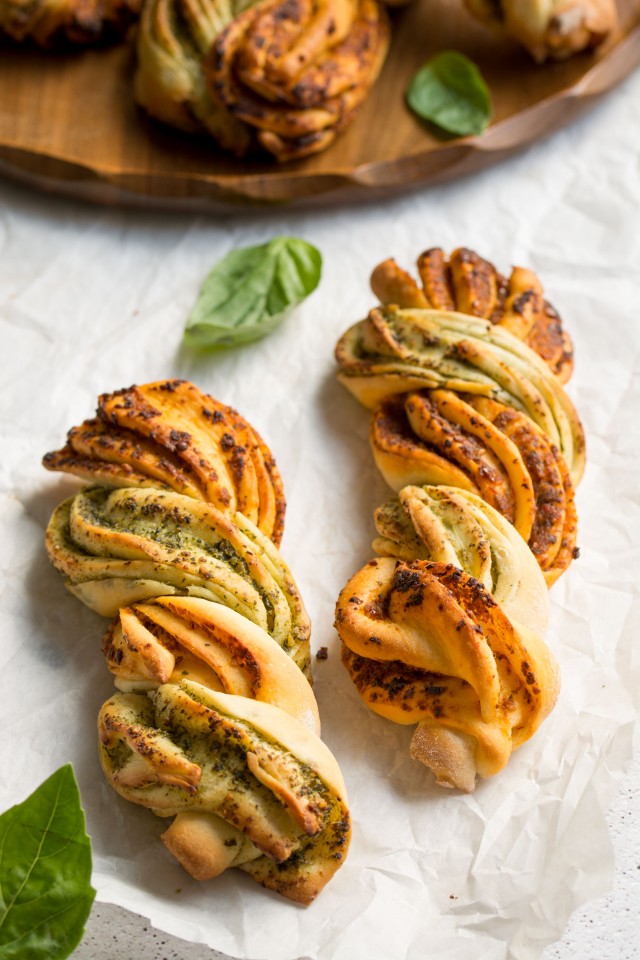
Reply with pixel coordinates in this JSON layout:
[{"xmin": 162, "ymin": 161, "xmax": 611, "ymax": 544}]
[
  {"xmin": 43, "ymin": 379, "xmax": 285, "ymax": 546},
  {"xmin": 99, "ymin": 682, "xmax": 350, "ymax": 902},
  {"xmin": 44, "ymin": 380, "xmax": 351, "ymax": 900},
  {"xmin": 205, "ymin": 0, "xmax": 390, "ymax": 162},
  {"xmin": 334, "ymin": 255, "xmax": 585, "ymax": 789},
  {"xmin": 99, "ymin": 597, "xmax": 352, "ymax": 900},
  {"xmin": 134, "ymin": 0, "xmax": 390, "ymax": 162},
  {"xmin": 370, "ymin": 247, "xmax": 573, "ymax": 383},
  {"xmin": 134, "ymin": 0, "xmax": 254, "ymax": 155}
]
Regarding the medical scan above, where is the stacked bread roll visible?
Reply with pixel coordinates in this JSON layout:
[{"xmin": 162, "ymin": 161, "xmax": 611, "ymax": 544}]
[
  {"xmin": 44, "ymin": 379, "xmax": 350, "ymax": 904},
  {"xmin": 334, "ymin": 247, "xmax": 584, "ymax": 791},
  {"xmin": 134, "ymin": 0, "xmax": 391, "ymax": 162}
]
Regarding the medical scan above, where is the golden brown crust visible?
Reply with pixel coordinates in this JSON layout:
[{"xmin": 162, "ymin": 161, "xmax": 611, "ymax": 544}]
[
  {"xmin": 98, "ymin": 683, "xmax": 351, "ymax": 903},
  {"xmin": 372, "ymin": 484, "xmax": 550, "ymax": 636},
  {"xmin": 43, "ymin": 379, "xmax": 286, "ymax": 547},
  {"xmin": 447, "ymin": 247, "xmax": 505, "ymax": 321},
  {"xmin": 467, "ymin": 396, "xmax": 578, "ymax": 585},
  {"xmin": 464, "ymin": 0, "xmax": 617, "ymax": 62},
  {"xmin": 335, "ymin": 307, "xmax": 585, "ymax": 486},
  {"xmin": 371, "ymin": 389, "xmax": 578, "ymax": 583},
  {"xmin": 134, "ymin": 0, "xmax": 254, "ymax": 154},
  {"xmin": 336, "ymin": 558, "xmax": 559, "ymax": 790},
  {"xmin": 161, "ymin": 812, "xmax": 262, "ymax": 881},
  {"xmin": 0, "ymin": 0, "xmax": 141, "ymax": 45},
  {"xmin": 45, "ymin": 486, "xmax": 311, "ymax": 676},
  {"xmin": 370, "ymin": 248, "xmax": 574, "ymax": 383},
  {"xmin": 103, "ymin": 596, "xmax": 321, "ymax": 732},
  {"xmin": 406, "ymin": 390, "xmax": 533, "ymax": 533},
  {"xmin": 43, "ymin": 417, "xmax": 205, "ymax": 499},
  {"xmin": 416, "ymin": 248, "xmax": 457, "ymax": 312},
  {"xmin": 371, "ymin": 395, "xmax": 480, "ymax": 494},
  {"xmin": 370, "ymin": 259, "xmax": 429, "ymax": 310},
  {"xmin": 205, "ymin": 0, "xmax": 391, "ymax": 162}
]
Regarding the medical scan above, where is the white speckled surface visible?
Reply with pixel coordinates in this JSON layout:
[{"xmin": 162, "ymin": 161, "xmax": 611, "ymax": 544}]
[
  {"xmin": 73, "ymin": 906, "xmax": 235, "ymax": 960},
  {"xmin": 542, "ymin": 755, "xmax": 640, "ymax": 960},
  {"xmin": 70, "ymin": 755, "xmax": 639, "ymax": 958}
]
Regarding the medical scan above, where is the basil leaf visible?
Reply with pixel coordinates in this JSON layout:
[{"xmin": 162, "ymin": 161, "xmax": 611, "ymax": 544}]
[
  {"xmin": 0, "ymin": 765, "xmax": 95, "ymax": 960},
  {"xmin": 407, "ymin": 51, "xmax": 492, "ymax": 137},
  {"xmin": 184, "ymin": 236, "xmax": 322, "ymax": 349}
]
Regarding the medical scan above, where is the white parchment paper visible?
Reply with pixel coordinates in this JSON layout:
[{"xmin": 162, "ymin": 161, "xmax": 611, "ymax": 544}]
[{"xmin": 1, "ymin": 68, "xmax": 639, "ymax": 960}]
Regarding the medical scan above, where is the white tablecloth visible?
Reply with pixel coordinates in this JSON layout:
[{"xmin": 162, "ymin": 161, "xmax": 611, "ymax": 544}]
[{"xmin": 1, "ymin": 65, "xmax": 639, "ymax": 960}]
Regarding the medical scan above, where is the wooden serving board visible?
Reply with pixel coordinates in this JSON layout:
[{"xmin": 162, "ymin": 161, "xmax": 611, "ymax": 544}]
[{"xmin": 0, "ymin": 0, "xmax": 639, "ymax": 211}]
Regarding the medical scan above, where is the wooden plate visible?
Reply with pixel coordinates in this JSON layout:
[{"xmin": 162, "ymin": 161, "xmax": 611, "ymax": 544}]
[{"xmin": 0, "ymin": 0, "xmax": 639, "ymax": 211}]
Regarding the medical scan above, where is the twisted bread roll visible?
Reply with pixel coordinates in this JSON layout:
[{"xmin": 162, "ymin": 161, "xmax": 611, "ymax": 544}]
[
  {"xmin": 103, "ymin": 595, "xmax": 320, "ymax": 732},
  {"xmin": 99, "ymin": 681, "xmax": 350, "ymax": 902},
  {"xmin": 134, "ymin": 0, "xmax": 390, "ymax": 161},
  {"xmin": 44, "ymin": 380, "xmax": 351, "ymax": 899},
  {"xmin": 43, "ymin": 379, "xmax": 286, "ymax": 546},
  {"xmin": 45, "ymin": 486, "xmax": 311, "ymax": 677},
  {"xmin": 134, "ymin": 0, "xmax": 254, "ymax": 154},
  {"xmin": 370, "ymin": 247, "xmax": 573, "ymax": 383},
  {"xmin": 373, "ymin": 484, "xmax": 549, "ymax": 635},
  {"xmin": 0, "ymin": 0, "xmax": 140, "ymax": 45},
  {"xmin": 205, "ymin": 0, "xmax": 390, "ymax": 162},
  {"xmin": 335, "ymin": 306, "xmax": 585, "ymax": 485},
  {"xmin": 464, "ymin": 0, "xmax": 617, "ymax": 62},
  {"xmin": 333, "ymin": 258, "xmax": 584, "ymax": 788},
  {"xmin": 371, "ymin": 389, "xmax": 578, "ymax": 584},
  {"xmin": 336, "ymin": 558, "xmax": 559, "ymax": 792}
]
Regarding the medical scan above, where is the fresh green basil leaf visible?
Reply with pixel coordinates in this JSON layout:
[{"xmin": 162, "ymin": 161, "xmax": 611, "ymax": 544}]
[
  {"xmin": 407, "ymin": 51, "xmax": 492, "ymax": 137},
  {"xmin": 184, "ymin": 236, "xmax": 322, "ymax": 349},
  {"xmin": 0, "ymin": 764, "xmax": 95, "ymax": 960}
]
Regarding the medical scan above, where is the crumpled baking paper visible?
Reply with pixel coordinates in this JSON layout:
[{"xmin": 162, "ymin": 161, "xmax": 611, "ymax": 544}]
[{"xmin": 1, "ymin": 66, "xmax": 639, "ymax": 960}]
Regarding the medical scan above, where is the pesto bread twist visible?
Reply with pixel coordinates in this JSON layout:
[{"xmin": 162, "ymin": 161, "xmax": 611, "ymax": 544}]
[
  {"xmin": 333, "ymin": 263, "xmax": 586, "ymax": 789},
  {"xmin": 370, "ymin": 247, "xmax": 573, "ymax": 383},
  {"xmin": 45, "ymin": 485, "xmax": 311, "ymax": 678},
  {"xmin": 134, "ymin": 0, "xmax": 256, "ymax": 155},
  {"xmin": 205, "ymin": 0, "xmax": 391, "ymax": 162},
  {"xmin": 44, "ymin": 380, "xmax": 352, "ymax": 900},
  {"xmin": 336, "ymin": 558, "xmax": 559, "ymax": 792},
  {"xmin": 464, "ymin": 0, "xmax": 617, "ymax": 63},
  {"xmin": 98, "ymin": 681, "xmax": 350, "ymax": 903},
  {"xmin": 134, "ymin": 0, "xmax": 390, "ymax": 162},
  {"xmin": 43, "ymin": 379, "xmax": 286, "ymax": 547},
  {"xmin": 0, "ymin": 0, "xmax": 140, "ymax": 45}
]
